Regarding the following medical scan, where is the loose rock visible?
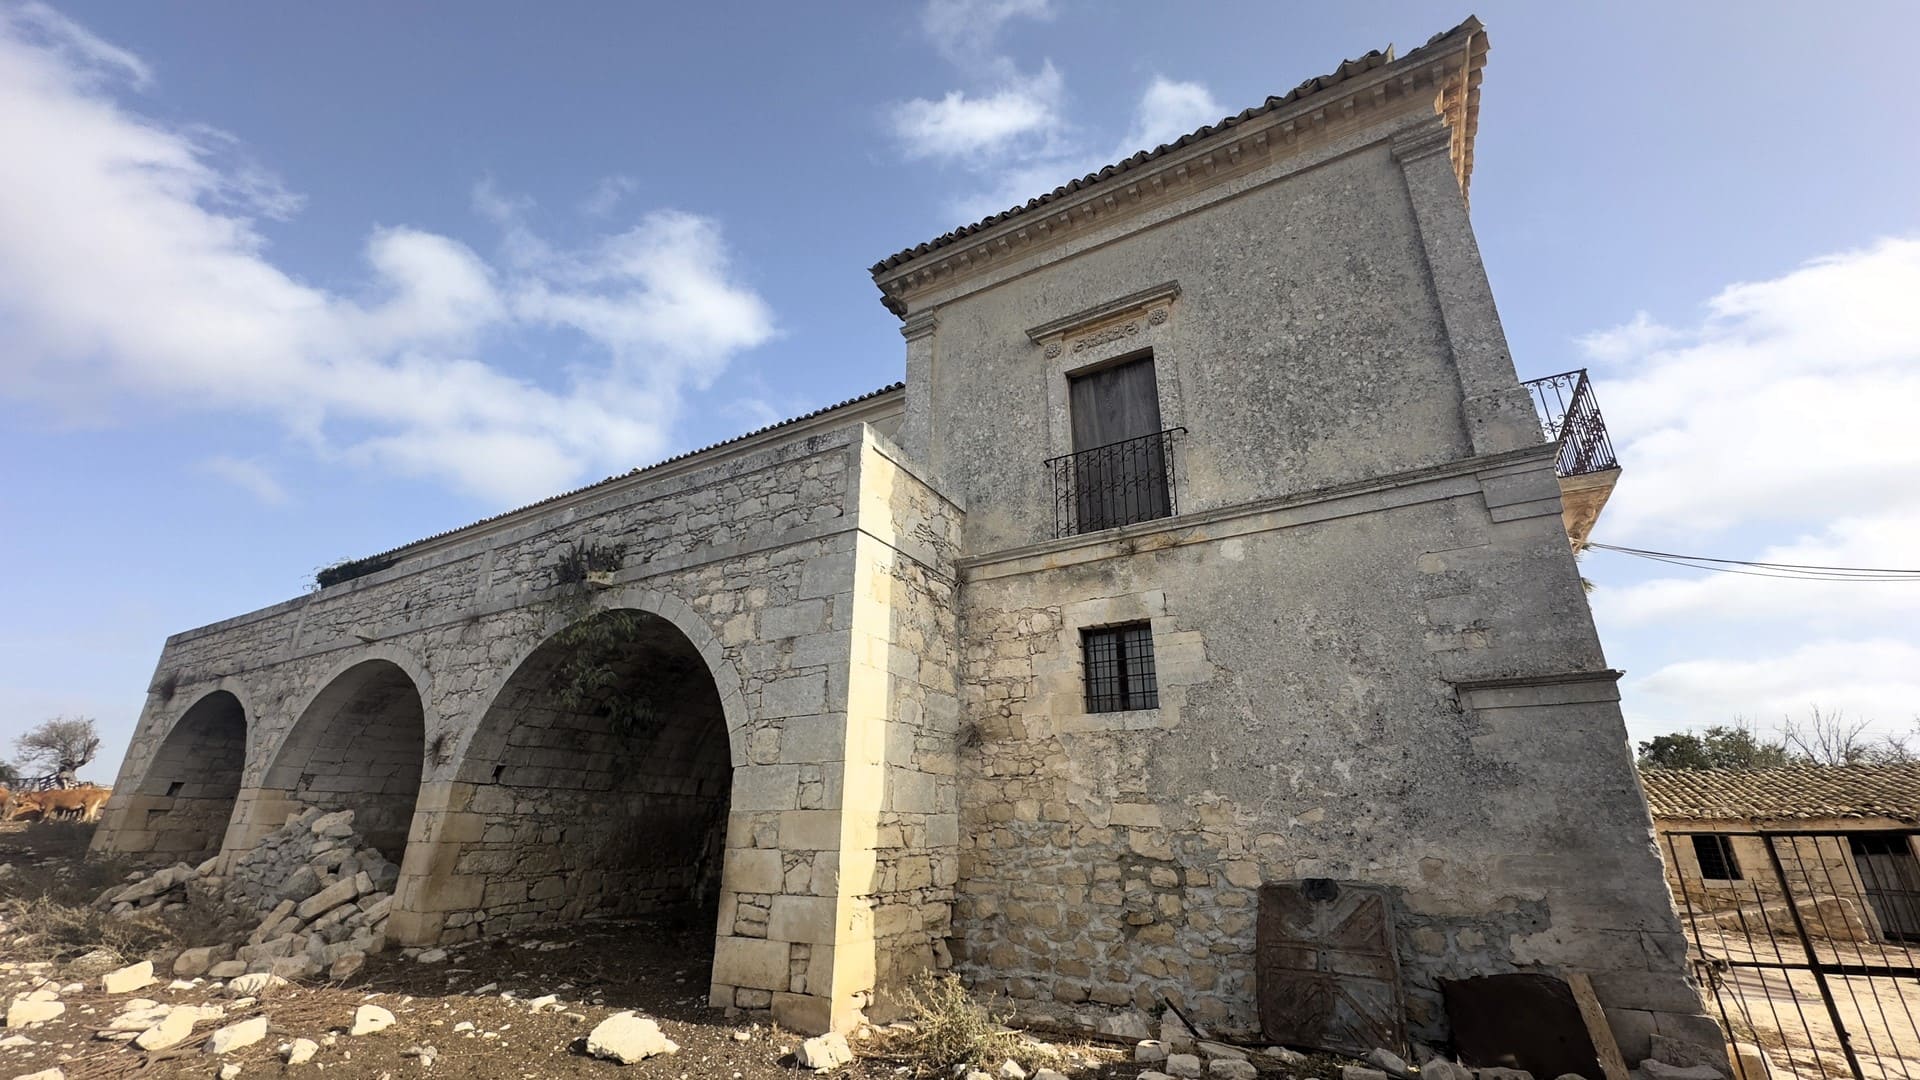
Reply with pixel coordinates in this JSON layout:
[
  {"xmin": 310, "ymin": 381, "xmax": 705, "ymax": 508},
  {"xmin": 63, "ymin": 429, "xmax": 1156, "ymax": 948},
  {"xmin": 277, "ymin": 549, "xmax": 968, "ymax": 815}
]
[
  {"xmin": 286, "ymin": 1037, "xmax": 320, "ymax": 1064},
  {"xmin": 351, "ymin": 1004, "xmax": 396, "ymax": 1036},
  {"xmin": 101, "ymin": 960, "xmax": 154, "ymax": 994},
  {"xmin": 1138, "ymin": 1040, "xmax": 1170, "ymax": 1063},
  {"xmin": 585, "ymin": 1011, "xmax": 679, "ymax": 1064},
  {"xmin": 1167, "ymin": 1054, "xmax": 1204, "ymax": 1079},
  {"xmin": 796, "ymin": 1031, "xmax": 853, "ymax": 1071},
  {"xmin": 208, "ymin": 1016, "xmax": 269, "ymax": 1054},
  {"xmin": 5, "ymin": 999, "xmax": 65, "ymax": 1027}
]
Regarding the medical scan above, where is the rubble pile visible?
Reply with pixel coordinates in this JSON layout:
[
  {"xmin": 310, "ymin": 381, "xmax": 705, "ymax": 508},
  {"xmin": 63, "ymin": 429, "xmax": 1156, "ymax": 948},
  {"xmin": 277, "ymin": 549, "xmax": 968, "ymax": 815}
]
[{"xmin": 94, "ymin": 807, "xmax": 400, "ymax": 980}]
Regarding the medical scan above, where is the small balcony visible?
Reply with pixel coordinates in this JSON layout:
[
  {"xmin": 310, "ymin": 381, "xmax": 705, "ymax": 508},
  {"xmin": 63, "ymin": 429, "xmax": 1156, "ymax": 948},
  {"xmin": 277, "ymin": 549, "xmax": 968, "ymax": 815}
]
[
  {"xmin": 1522, "ymin": 368, "xmax": 1621, "ymax": 551},
  {"xmin": 1047, "ymin": 428, "xmax": 1185, "ymax": 538}
]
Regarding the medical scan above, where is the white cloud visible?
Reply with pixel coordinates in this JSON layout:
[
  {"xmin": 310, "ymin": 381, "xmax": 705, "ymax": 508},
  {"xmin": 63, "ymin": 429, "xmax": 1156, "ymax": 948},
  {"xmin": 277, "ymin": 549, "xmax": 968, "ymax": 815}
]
[
  {"xmin": 1586, "ymin": 238, "xmax": 1920, "ymax": 541},
  {"xmin": 1121, "ymin": 77, "xmax": 1223, "ymax": 154},
  {"xmin": 0, "ymin": 9, "xmax": 775, "ymax": 506},
  {"xmin": 1631, "ymin": 639, "xmax": 1920, "ymax": 735},
  {"xmin": 1593, "ymin": 510, "xmax": 1920, "ymax": 630},
  {"xmin": 890, "ymin": 63, "xmax": 1064, "ymax": 161},
  {"xmin": 920, "ymin": 0, "xmax": 1052, "ymax": 63},
  {"xmin": 580, "ymin": 174, "xmax": 636, "ymax": 217},
  {"xmin": 893, "ymin": 1, "xmax": 1228, "ymax": 220},
  {"xmin": 201, "ymin": 456, "xmax": 289, "ymax": 506}
]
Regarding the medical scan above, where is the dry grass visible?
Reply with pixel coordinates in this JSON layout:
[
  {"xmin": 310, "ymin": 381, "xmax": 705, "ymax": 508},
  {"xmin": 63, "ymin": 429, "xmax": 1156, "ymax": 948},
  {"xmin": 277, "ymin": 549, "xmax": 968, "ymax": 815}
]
[
  {"xmin": 869, "ymin": 971, "xmax": 1064, "ymax": 1077},
  {"xmin": 0, "ymin": 822, "xmax": 251, "ymax": 967}
]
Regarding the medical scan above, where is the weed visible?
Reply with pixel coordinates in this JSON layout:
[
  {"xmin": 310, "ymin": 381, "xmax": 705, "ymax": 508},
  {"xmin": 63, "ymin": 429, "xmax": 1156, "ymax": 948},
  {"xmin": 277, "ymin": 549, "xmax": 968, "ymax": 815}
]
[{"xmin": 871, "ymin": 970, "xmax": 1062, "ymax": 1077}]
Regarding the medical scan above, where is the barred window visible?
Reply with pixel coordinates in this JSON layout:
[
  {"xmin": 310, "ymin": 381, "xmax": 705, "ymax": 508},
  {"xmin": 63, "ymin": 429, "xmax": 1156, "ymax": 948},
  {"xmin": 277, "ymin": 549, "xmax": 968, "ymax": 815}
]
[
  {"xmin": 1082, "ymin": 623, "xmax": 1158, "ymax": 713},
  {"xmin": 1692, "ymin": 834, "xmax": 1742, "ymax": 881}
]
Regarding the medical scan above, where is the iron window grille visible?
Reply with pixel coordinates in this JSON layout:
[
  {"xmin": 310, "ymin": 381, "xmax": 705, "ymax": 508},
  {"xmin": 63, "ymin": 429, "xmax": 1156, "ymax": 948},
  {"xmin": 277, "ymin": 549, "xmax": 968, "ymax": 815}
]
[
  {"xmin": 1082, "ymin": 623, "xmax": 1159, "ymax": 713},
  {"xmin": 1046, "ymin": 428, "xmax": 1184, "ymax": 538},
  {"xmin": 1692, "ymin": 833, "xmax": 1742, "ymax": 881}
]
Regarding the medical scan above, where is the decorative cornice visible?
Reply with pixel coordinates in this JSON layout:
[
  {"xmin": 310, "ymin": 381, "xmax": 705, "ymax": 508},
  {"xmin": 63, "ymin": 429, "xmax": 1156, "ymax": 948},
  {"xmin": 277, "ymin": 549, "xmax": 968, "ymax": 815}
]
[
  {"xmin": 1025, "ymin": 281, "xmax": 1180, "ymax": 343},
  {"xmin": 1389, "ymin": 121, "xmax": 1453, "ymax": 164},
  {"xmin": 901, "ymin": 310, "xmax": 937, "ymax": 342},
  {"xmin": 872, "ymin": 23, "xmax": 1486, "ymax": 314},
  {"xmin": 1451, "ymin": 670, "xmax": 1625, "ymax": 694}
]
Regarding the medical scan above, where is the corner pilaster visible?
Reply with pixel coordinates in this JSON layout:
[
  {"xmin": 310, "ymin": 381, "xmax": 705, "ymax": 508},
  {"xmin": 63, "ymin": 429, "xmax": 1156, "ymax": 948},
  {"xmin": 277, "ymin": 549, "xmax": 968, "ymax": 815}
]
[{"xmin": 1392, "ymin": 119, "xmax": 1539, "ymax": 457}]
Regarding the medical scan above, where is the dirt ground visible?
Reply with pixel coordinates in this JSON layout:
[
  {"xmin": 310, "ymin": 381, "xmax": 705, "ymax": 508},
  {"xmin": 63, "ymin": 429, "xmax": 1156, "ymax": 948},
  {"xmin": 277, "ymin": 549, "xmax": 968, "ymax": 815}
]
[
  {"xmin": 0, "ymin": 820, "xmax": 1310, "ymax": 1080},
  {"xmin": 1691, "ymin": 927, "xmax": 1920, "ymax": 1080}
]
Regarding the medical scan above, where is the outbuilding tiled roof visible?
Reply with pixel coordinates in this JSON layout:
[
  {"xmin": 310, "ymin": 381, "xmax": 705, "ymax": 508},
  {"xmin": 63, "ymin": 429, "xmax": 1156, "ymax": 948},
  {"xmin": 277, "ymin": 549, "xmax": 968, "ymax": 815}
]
[
  {"xmin": 870, "ymin": 16, "xmax": 1484, "ymax": 275},
  {"xmin": 1641, "ymin": 765, "xmax": 1920, "ymax": 825}
]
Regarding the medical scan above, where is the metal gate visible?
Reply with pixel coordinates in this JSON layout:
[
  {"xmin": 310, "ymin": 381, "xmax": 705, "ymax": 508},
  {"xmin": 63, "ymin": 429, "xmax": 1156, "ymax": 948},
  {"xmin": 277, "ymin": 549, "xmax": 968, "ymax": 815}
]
[{"xmin": 1665, "ymin": 829, "xmax": 1920, "ymax": 1080}]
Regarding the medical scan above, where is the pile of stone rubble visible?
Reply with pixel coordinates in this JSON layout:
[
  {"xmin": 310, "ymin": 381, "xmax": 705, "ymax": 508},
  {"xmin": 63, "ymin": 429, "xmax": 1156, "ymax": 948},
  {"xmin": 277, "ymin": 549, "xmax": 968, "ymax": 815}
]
[{"xmin": 93, "ymin": 807, "xmax": 400, "ymax": 980}]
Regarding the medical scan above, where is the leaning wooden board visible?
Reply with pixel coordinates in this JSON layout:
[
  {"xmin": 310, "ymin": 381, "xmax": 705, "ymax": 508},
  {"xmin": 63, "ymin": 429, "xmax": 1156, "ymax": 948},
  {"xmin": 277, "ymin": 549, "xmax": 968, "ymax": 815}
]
[{"xmin": 1567, "ymin": 973, "xmax": 1631, "ymax": 1080}]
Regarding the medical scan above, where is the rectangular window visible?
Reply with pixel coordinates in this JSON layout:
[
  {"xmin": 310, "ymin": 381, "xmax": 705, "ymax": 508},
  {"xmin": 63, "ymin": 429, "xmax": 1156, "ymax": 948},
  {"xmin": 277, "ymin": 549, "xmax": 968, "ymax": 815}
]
[
  {"xmin": 1068, "ymin": 355, "xmax": 1171, "ymax": 532},
  {"xmin": 1692, "ymin": 834, "xmax": 1742, "ymax": 881},
  {"xmin": 1082, "ymin": 623, "xmax": 1159, "ymax": 713}
]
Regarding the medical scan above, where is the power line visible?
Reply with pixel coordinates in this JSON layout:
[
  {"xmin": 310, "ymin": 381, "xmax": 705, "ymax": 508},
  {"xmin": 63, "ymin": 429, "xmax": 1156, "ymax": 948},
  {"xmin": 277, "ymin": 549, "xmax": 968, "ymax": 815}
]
[{"xmin": 1587, "ymin": 542, "xmax": 1920, "ymax": 582}]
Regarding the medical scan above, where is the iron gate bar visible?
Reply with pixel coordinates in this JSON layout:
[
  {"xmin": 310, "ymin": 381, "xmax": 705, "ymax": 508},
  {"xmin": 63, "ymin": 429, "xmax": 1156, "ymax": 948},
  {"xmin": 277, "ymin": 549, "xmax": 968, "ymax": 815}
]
[
  {"xmin": 1666, "ymin": 828, "xmax": 1920, "ymax": 1080},
  {"xmin": 1783, "ymin": 833, "xmax": 1920, "ymax": 1075},
  {"xmin": 1665, "ymin": 831, "xmax": 1845, "ymax": 1080},
  {"xmin": 1762, "ymin": 833, "xmax": 1868, "ymax": 1080}
]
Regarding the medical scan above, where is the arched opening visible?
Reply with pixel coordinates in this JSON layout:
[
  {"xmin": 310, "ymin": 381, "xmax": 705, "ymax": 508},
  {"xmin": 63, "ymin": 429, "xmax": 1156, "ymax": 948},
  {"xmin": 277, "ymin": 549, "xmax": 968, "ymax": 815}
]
[
  {"xmin": 262, "ymin": 659, "xmax": 425, "ymax": 862},
  {"xmin": 127, "ymin": 690, "xmax": 247, "ymax": 860},
  {"xmin": 451, "ymin": 608, "xmax": 732, "ymax": 934}
]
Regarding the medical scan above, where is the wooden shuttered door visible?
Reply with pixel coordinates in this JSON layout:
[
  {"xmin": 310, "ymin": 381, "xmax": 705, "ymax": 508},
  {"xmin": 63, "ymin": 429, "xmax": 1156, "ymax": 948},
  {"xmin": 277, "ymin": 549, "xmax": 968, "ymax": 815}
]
[{"xmin": 1067, "ymin": 355, "xmax": 1169, "ymax": 531}]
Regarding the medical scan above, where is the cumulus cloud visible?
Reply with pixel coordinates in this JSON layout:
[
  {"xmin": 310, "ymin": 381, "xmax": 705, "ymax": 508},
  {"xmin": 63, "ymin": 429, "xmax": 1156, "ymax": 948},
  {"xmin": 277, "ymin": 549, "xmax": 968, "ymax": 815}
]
[
  {"xmin": 1585, "ymin": 238, "xmax": 1920, "ymax": 541},
  {"xmin": 579, "ymin": 174, "xmax": 636, "ymax": 217},
  {"xmin": 201, "ymin": 456, "xmax": 289, "ymax": 506},
  {"xmin": 0, "ymin": 7, "xmax": 775, "ymax": 505},
  {"xmin": 1581, "ymin": 238, "xmax": 1920, "ymax": 739},
  {"xmin": 919, "ymin": 0, "xmax": 1052, "ymax": 64},
  {"xmin": 891, "ymin": 63, "xmax": 1064, "ymax": 161},
  {"xmin": 1631, "ymin": 640, "xmax": 1920, "ymax": 738},
  {"xmin": 1121, "ymin": 77, "xmax": 1224, "ymax": 154}
]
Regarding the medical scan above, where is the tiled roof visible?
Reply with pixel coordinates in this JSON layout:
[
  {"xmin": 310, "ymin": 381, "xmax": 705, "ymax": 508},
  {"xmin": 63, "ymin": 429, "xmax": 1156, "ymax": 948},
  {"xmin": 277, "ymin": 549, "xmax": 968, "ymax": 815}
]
[
  {"xmin": 1641, "ymin": 765, "xmax": 1920, "ymax": 825},
  {"xmin": 344, "ymin": 382, "xmax": 905, "ymax": 570},
  {"xmin": 870, "ymin": 17, "xmax": 1484, "ymax": 276}
]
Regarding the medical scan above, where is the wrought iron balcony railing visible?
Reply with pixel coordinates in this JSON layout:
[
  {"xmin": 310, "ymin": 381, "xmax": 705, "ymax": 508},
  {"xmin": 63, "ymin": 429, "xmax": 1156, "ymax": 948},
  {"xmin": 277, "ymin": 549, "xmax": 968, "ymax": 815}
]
[
  {"xmin": 1522, "ymin": 368, "xmax": 1618, "ymax": 477},
  {"xmin": 1046, "ymin": 428, "xmax": 1185, "ymax": 538}
]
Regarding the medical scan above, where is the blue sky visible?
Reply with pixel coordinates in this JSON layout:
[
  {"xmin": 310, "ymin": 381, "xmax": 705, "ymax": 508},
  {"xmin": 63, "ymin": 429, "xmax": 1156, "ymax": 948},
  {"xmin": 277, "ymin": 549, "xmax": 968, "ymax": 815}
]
[{"xmin": 2, "ymin": 1, "xmax": 1917, "ymax": 782}]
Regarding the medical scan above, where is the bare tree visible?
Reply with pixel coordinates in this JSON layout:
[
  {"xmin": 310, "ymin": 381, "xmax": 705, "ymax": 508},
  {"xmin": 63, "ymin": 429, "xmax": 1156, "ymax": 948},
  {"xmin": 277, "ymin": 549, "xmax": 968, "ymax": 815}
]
[
  {"xmin": 14, "ymin": 716, "xmax": 101, "ymax": 787},
  {"xmin": 1780, "ymin": 706, "xmax": 1918, "ymax": 766}
]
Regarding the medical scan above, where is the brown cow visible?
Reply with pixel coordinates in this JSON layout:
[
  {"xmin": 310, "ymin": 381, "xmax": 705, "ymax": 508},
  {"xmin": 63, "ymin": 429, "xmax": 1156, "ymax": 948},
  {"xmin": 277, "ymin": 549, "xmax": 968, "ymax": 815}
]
[{"xmin": 2, "ymin": 786, "xmax": 112, "ymax": 823}]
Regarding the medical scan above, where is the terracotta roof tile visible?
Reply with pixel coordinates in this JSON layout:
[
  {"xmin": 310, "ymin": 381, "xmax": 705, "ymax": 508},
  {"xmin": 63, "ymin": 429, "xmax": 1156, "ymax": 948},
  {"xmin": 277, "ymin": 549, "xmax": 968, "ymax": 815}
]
[
  {"xmin": 1641, "ymin": 764, "xmax": 1920, "ymax": 825},
  {"xmin": 870, "ymin": 17, "xmax": 1484, "ymax": 277}
]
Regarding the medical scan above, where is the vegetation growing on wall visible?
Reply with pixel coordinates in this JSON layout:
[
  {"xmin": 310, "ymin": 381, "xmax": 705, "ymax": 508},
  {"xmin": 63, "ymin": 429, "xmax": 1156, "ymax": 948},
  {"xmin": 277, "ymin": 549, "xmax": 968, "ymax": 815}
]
[
  {"xmin": 544, "ymin": 542, "xmax": 665, "ymax": 740},
  {"xmin": 314, "ymin": 553, "xmax": 400, "ymax": 589}
]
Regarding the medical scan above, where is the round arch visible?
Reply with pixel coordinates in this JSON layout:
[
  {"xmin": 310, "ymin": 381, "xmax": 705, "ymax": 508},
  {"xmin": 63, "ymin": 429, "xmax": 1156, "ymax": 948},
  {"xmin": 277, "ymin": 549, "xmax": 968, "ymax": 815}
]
[
  {"xmin": 431, "ymin": 599, "xmax": 737, "ymax": 936},
  {"xmin": 260, "ymin": 656, "xmax": 426, "ymax": 862},
  {"xmin": 121, "ymin": 686, "xmax": 250, "ymax": 860}
]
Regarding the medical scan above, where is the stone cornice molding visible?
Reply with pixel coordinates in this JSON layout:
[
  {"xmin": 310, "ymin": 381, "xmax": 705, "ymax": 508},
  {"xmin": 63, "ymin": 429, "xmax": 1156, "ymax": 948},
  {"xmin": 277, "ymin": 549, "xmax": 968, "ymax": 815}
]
[
  {"xmin": 900, "ymin": 310, "xmax": 937, "ymax": 342},
  {"xmin": 1024, "ymin": 281, "xmax": 1180, "ymax": 346},
  {"xmin": 873, "ymin": 30, "xmax": 1484, "ymax": 315},
  {"xmin": 1389, "ymin": 120, "xmax": 1453, "ymax": 164}
]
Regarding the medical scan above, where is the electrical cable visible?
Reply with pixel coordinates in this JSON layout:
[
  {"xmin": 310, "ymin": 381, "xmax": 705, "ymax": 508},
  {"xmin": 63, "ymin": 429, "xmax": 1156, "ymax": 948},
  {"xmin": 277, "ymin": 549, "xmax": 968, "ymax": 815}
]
[{"xmin": 1587, "ymin": 542, "xmax": 1920, "ymax": 582}]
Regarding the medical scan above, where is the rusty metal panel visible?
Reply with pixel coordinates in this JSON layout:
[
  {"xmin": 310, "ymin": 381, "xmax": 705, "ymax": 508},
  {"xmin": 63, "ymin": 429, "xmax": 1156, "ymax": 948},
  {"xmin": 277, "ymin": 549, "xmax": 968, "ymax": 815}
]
[{"xmin": 1257, "ymin": 879, "xmax": 1407, "ymax": 1056}]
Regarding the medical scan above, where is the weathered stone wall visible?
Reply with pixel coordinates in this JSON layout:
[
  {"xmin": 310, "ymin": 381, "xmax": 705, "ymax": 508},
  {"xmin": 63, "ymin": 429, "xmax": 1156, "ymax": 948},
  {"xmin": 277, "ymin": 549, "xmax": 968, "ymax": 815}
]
[
  {"xmin": 1653, "ymin": 820, "xmax": 1902, "ymax": 936},
  {"xmin": 948, "ymin": 465, "xmax": 1700, "ymax": 1052},
  {"xmin": 94, "ymin": 409, "xmax": 959, "ymax": 1034},
  {"xmin": 115, "ymin": 688, "xmax": 247, "ymax": 861},
  {"xmin": 851, "ymin": 438, "xmax": 965, "ymax": 1016}
]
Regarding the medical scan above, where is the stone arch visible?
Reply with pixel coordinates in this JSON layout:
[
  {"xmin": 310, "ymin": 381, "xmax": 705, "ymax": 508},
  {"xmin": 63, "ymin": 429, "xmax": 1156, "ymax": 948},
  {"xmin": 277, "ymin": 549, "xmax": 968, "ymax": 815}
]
[
  {"xmin": 257, "ymin": 656, "xmax": 427, "ymax": 862},
  {"xmin": 115, "ymin": 686, "xmax": 250, "ymax": 860},
  {"xmin": 426, "ymin": 601, "xmax": 736, "ymax": 938}
]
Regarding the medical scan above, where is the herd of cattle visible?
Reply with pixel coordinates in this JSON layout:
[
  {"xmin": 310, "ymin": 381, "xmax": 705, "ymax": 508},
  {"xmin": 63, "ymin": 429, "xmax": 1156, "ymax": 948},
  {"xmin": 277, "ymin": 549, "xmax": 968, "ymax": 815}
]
[{"xmin": 0, "ymin": 784, "xmax": 112, "ymax": 823}]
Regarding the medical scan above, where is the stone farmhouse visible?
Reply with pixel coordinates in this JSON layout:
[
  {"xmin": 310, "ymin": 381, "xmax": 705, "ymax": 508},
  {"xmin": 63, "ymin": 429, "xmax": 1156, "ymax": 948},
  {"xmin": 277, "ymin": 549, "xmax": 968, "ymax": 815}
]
[
  {"xmin": 92, "ymin": 18, "xmax": 1717, "ymax": 1061},
  {"xmin": 1644, "ymin": 764, "xmax": 1920, "ymax": 944}
]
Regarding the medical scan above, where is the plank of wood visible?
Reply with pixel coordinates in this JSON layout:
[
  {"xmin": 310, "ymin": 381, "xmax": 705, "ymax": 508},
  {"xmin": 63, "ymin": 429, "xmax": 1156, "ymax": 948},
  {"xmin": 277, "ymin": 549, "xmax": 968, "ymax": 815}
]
[{"xmin": 1568, "ymin": 973, "xmax": 1631, "ymax": 1080}]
